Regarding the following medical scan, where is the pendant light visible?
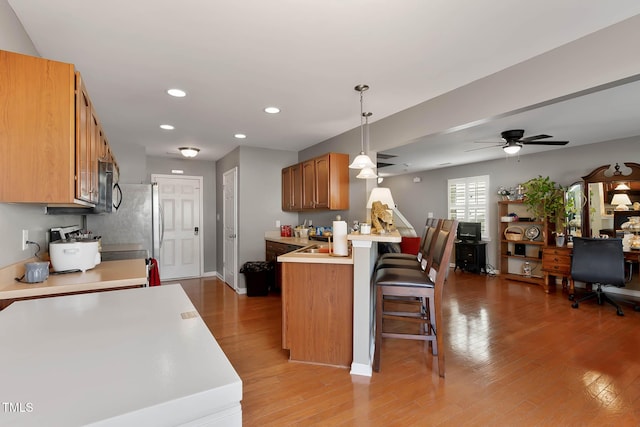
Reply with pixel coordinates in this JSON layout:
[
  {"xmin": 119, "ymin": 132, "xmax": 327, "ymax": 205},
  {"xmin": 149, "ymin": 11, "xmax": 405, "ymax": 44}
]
[{"xmin": 349, "ymin": 84, "xmax": 377, "ymax": 173}]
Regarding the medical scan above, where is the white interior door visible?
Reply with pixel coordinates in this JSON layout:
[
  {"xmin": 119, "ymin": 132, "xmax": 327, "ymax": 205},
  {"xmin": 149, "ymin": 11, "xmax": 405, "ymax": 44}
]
[
  {"xmin": 153, "ymin": 175, "xmax": 203, "ymax": 280},
  {"xmin": 223, "ymin": 167, "xmax": 238, "ymax": 291}
]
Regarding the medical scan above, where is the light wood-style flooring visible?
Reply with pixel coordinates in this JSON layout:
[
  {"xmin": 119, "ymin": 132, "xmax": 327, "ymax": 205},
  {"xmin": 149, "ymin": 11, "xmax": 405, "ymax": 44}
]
[{"xmin": 167, "ymin": 270, "xmax": 640, "ymax": 426}]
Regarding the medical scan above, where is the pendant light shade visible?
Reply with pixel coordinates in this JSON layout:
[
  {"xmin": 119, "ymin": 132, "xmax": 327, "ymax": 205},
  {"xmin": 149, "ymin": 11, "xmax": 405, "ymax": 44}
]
[
  {"xmin": 349, "ymin": 84, "xmax": 377, "ymax": 176},
  {"xmin": 350, "ymin": 153, "xmax": 376, "ymax": 170},
  {"xmin": 356, "ymin": 167, "xmax": 378, "ymax": 179}
]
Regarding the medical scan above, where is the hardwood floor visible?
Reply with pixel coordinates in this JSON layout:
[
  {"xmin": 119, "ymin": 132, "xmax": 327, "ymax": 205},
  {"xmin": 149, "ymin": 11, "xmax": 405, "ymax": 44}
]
[{"xmin": 167, "ymin": 270, "xmax": 640, "ymax": 426}]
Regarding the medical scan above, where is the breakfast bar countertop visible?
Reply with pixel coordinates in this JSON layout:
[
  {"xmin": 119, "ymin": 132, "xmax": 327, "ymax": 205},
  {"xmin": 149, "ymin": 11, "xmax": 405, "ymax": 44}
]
[{"xmin": 0, "ymin": 259, "xmax": 148, "ymax": 300}]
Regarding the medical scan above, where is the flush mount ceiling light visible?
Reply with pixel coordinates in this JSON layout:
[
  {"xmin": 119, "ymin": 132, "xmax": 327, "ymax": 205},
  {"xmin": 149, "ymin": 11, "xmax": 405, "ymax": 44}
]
[
  {"xmin": 503, "ymin": 141, "xmax": 523, "ymax": 155},
  {"xmin": 349, "ymin": 84, "xmax": 377, "ymax": 176},
  {"xmin": 234, "ymin": 133, "xmax": 247, "ymax": 139},
  {"xmin": 167, "ymin": 88, "xmax": 186, "ymax": 97},
  {"xmin": 264, "ymin": 106, "xmax": 280, "ymax": 114},
  {"xmin": 179, "ymin": 147, "xmax": 200, "ymax": 158},
  {"xmin": 160, "ymin": 124, "xmax": 175, "ymax": 130}
]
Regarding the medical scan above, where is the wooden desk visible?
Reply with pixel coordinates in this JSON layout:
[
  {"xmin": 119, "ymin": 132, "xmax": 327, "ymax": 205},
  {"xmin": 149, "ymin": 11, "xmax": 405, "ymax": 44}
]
[{"xmin": 542, "ymin": 246, "xmax": 640, "ymax": 296}]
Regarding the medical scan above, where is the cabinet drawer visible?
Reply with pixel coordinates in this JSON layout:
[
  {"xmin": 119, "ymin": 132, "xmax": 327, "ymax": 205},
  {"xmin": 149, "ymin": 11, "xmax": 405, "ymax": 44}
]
[
  {"xmin": 542, "ymin": 255, "xmax": 571, "ymax": 274},
  {"xmin": 543, "ymin": 247, "xmax": 572, "ymax": 256}
]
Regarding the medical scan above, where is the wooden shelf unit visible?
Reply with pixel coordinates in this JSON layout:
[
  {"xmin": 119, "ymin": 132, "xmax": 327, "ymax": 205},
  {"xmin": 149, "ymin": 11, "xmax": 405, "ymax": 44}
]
[{"xmin": 498, "ymin": 200, "xmax": 550, "ymax": 288}]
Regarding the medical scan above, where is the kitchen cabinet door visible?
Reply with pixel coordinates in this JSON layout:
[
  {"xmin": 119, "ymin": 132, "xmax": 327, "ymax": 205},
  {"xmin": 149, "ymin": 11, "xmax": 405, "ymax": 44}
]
[
  {"xmin": 313, "ymin": 154, "xmax": 330, "ymax": 209},
  {"xmin": 281, "ymin": 164, "xmax": 302, "ymax": 211},
  {"xmin": 302, "ymin": 159, "xmax": 316, "ymax": 209},
  {"xmin": 76, "ymin": 75, "xmax": 92, "ymax": 203},
  {"xmin": 0, "ymin": 50, "xmax": 76, "ymax": 203}
]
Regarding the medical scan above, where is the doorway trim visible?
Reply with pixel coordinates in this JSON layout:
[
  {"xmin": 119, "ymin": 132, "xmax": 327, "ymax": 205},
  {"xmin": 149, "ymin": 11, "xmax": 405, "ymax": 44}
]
[
  {"xmin": 152, "ymin": 173, "xmax": 204, "ymax": 279},
  {"xmin": 223, "ymin": 167, "xmax": 239, "ymax": 292}
]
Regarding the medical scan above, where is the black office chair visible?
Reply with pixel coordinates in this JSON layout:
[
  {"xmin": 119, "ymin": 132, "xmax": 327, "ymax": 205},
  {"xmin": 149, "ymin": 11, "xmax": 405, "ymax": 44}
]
[{"xmin": 570, "ymin": 237, "xmax": 626, "ymax": 316}]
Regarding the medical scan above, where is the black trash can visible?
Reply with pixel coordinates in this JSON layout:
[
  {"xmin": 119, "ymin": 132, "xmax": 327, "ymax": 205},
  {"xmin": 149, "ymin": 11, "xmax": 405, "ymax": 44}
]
[{"xmin": 240, "ymin": 261, "xmax": 274, "ymax": 296}]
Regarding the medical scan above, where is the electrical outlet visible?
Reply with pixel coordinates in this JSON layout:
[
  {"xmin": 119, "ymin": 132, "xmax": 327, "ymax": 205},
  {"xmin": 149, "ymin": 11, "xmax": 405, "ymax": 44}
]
[
  {"xmin": 275, "ymin": 220, "xmax": 281, "ymax": 228},
  {"xmin": 22, "ymin": 229, "xmax": 28, "ymax": 251}
]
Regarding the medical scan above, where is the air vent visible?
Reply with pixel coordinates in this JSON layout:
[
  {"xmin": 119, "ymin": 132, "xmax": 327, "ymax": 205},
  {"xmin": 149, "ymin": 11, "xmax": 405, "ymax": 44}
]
[{"xmin": 377, "ymin": 162, "xmax": 395, "ymax": 169}]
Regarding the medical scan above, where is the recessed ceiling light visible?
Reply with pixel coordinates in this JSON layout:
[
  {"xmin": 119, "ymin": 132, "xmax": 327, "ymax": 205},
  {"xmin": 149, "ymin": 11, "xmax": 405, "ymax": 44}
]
[
  {"xmin": 234, "ymin": 133, "xmax": 247, "ymax": 139},
  {"xmin": 167, "ymin": 88, "xmax": 186, "ymax": 97},
  {"xmin": 264, "ymin": 106, "xmax": 280, "ymax": 114},
  {"xmin": 160, "ymin": 124, "xmax": 175, "ymax": 130}
]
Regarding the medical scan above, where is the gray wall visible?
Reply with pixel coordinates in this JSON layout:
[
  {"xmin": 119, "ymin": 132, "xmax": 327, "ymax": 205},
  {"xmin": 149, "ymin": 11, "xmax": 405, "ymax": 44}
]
[
  {"xmin": 216, "ymin": 146, "xmax": 298, "ymax": 290},
  {"xmin": 0, "ymin": 0, "xmax": 85, "ymax": 267},
  {"xmin": 382, "ymin": 136, "xmax": 639, "ymax": 270},
  {"xmin": 291, "ymin": 14, "xmax": 640, "ymax": 238},
  {"xmin": 146, "ymin": 156, "xmax": 217, "ymax": 274},
  {"xmin": 111, "ymin": 141, "xmax": 147, "ymax": 184}
]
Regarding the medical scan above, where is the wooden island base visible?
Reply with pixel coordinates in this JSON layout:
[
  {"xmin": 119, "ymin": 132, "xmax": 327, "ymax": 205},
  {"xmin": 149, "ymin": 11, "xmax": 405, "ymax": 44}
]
[{"xmin": 281, "ymin": 262, "xmax": 354, "ymax": 367}]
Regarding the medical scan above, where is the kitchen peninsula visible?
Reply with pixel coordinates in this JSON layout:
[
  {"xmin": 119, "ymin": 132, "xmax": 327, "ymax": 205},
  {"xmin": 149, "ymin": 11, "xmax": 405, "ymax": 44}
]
[
  {"xmin": 274, "ymin": 230, "xmax": 402, "ymax": 376},
  {"xmin": 278, "ymin": 245, "xmax": 354, "ymax": 367},
  {"xmin": 0, "ymin": 258, "xmax": 148, "ymax": 309}
]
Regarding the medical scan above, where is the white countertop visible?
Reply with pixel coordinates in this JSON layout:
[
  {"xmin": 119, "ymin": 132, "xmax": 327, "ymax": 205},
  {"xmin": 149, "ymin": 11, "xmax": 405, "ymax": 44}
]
[
  {"xmin": 0, "ymin": 259, "xmax": 148, "ymax": 300},
  {"xmin": 0, "ymin": 284, "xmax": 242, "ymax": 426},
  {"xmin": 277, "ymin": 245, "xmax": 354, "ymax": 264},
  {"xmin": 348, "ymin": 230, "xmax": 402, "ymax": 243}
]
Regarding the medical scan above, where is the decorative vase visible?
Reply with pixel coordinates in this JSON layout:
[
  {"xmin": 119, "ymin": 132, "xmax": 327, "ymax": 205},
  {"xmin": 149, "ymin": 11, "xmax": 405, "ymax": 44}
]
[{"xmin": 555, "ymin": 235, "xmax": 565, "ymax": 247}]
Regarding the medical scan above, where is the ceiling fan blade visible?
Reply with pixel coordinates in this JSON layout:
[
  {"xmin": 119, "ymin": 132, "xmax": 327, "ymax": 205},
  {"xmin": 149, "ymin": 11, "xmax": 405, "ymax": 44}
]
[
  {"xmin": 465, "ymin": 144, "xmax": 502, "ymax": 152},
  {"xmin": 520, "ymin": 134, "xmax": 552, "ymax": 142},
  {"xmin": 473, "ymin": 140, "xmax": 503, "ymax": 143},
  {"xmin": 522, "ymin": 140, "xmax": 569, "ymax": 146}
]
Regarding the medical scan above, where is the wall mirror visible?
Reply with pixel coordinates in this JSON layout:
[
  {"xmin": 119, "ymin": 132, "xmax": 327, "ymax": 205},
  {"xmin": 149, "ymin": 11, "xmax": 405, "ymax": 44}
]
[
  {"xmin": 565, "ymin": 181, "xmax": 584, "ymax": 237},
  {"xmin": 582, "ymin": 162, "xmax": 640, "ymax": 238}
]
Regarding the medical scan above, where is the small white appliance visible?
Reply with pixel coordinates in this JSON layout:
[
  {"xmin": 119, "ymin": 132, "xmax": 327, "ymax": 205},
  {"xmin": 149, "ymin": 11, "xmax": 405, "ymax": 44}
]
[{"xmin": 49, "ymin": 240, "xmax": 101, "ymax": 272}]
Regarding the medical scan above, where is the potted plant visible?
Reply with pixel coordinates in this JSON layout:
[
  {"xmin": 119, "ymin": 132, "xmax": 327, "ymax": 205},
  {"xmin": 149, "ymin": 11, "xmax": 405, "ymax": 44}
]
[{"xmin": 521, "ymin": 176, "xmax": 567, "ymax": 245}]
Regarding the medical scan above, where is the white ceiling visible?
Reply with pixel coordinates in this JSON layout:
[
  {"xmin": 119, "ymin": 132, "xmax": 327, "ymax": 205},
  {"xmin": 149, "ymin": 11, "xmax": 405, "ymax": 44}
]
[{"xmin": 8, "ymin": 1, "xmax": 640, "ymax": 175}]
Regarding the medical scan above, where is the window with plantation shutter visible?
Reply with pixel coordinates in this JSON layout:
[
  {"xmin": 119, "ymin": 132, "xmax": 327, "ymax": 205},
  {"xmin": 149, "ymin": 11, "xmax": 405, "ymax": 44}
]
[{"xmin": 447, "ymin": 175, "xmax": 490, "ymax": 240}]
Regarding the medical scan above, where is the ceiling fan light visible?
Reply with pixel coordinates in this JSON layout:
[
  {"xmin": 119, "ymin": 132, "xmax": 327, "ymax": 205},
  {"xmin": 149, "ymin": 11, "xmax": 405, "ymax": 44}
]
[
  {"xmin": 179, "ymin": 147, "xmax": 200, "ymax": 158},
  {"xmin": 503, "ymin": 143, "xmax": 522, "ymax": 155},
  {"xmin": 349, "ymin": 152, "xmax": 376, "ymax": 169}
]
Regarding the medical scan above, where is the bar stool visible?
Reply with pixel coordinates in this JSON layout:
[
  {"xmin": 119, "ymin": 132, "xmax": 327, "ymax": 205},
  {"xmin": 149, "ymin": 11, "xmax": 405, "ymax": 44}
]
[
  {"xmin": 372, "ymin": 219, "xmax": 458, "ymax": 377},
  {"xmin": 374, "ymin": 219, "xmax": 441, "ymax": 272},
  {"xmin": 377, "ymin": 217, "xmax": 439, "ymax": 263}
]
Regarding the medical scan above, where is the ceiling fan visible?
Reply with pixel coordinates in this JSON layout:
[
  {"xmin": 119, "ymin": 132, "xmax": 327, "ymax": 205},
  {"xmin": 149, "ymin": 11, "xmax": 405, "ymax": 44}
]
[{"xmin": 470, "ymin": 129, "xmax": 569, "ymax": 154}]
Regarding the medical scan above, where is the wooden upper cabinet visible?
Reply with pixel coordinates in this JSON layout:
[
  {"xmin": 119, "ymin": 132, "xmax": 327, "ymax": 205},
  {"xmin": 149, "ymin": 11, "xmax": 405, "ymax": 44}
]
[
  {"xmin": 282, "ymin": 164, "xmax": 302, "ymax": 211},
  {"xmin": 283, "ymin": 152, "xmax": 349, "ymax": 211},
  {"xmin": 0, "ymin": 50, "xmax": 76, "ymax": 203},
  {"xmin": 0, "ymin": 50, "xmax": 116, "ymax": 205}
]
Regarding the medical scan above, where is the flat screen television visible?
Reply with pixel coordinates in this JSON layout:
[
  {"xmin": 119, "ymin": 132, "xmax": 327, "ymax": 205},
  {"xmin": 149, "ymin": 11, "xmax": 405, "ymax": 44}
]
[{"xmin": 457, "ymin": 222, "xmax": 481, "ymax": 243}]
